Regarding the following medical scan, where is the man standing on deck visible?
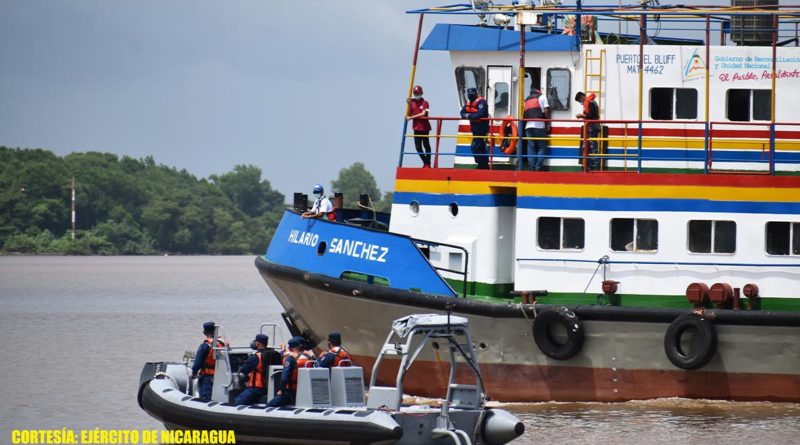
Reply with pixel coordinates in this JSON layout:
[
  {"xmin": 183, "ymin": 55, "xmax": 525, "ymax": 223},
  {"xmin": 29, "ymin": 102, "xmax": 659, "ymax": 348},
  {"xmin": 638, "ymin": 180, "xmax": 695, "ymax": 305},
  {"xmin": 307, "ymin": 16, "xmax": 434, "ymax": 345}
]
[
  {"xmin": 316, "ymin": 332, "xmax": 352, "ymax": 369},
  {"xmin": 523, "ymin": 87, "xmax": 551, "ymax": 171},
  {"xmin": 191, "ymin": 321, "xmax": 224, "ymax": 402},
  {"xmin": 575, "ymin": 91, "xmax": 600, "ymax": 171},
  {"xmin": 234, "ymin": 333, "xmax": 282, "ymax": 405},
  {"xmin": 407, "ymin": 85, "xmax": 432, "ymax": 168},
  {"xmin": 460, "ymin": 87, "xmax": 490, "ymax": 169}
]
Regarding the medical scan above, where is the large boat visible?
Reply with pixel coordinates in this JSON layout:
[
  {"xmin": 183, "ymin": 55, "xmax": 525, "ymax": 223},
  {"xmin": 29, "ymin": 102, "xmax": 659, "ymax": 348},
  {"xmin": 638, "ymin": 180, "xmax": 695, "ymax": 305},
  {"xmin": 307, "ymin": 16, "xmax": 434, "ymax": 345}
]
[{"xmin": 256, "ymin": 1, "xmax": 800, "ymax": 403}]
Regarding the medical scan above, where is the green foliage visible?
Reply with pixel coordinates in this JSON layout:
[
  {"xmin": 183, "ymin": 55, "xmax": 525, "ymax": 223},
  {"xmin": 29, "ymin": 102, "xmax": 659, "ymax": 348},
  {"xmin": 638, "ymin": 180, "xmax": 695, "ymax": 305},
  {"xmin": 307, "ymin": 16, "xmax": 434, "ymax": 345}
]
[
  {"xmin": 330, "ymin": 162, "xmax": 391, "ymax": 211},
  {"xmin": 0, "ymin": 147, "xmax": 287, "ymax": 255}
]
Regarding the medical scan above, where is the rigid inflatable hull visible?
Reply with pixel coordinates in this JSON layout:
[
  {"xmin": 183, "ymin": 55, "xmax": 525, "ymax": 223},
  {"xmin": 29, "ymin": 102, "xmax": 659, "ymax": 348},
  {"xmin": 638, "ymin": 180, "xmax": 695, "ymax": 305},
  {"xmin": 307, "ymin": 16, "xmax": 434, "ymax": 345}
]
[
  {"xmin": 138, "ymin": 378, "xmax": 403, "ymax": 445},
  {"xmin": 256, "ymin": 256, "xmax": 800, "ymax": 403}
]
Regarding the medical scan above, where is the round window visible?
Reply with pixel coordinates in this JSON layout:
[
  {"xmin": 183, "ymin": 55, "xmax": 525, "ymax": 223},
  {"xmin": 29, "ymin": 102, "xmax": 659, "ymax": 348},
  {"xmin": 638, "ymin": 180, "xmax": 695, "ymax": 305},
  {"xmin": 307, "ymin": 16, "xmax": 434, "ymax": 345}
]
[
  {"xmin": 317, "ymin": 241, "xmax": 327, "ymax": 256},
  {"xmin": 449, "ymin": 202, "xmax": 459, "ymax": 217},
  {"xmin": 410, "ymin": 200, "xmax": 420, "ymax": 217}
]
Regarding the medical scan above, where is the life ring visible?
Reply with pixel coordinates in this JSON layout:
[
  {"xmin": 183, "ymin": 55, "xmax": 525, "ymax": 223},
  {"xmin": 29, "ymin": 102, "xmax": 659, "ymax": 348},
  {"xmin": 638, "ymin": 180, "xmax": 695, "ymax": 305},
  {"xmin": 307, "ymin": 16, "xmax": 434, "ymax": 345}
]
[
  {"xmin": 663, "ymin": 313, "xmax": 717, "ymax": 370},
  {"xmin": 499, "ymin": 116, "xmax": 518, "ymax": 155},
  {"xmin": 532, "ymin": 307, "xmax": 584, "ymax": 360}
]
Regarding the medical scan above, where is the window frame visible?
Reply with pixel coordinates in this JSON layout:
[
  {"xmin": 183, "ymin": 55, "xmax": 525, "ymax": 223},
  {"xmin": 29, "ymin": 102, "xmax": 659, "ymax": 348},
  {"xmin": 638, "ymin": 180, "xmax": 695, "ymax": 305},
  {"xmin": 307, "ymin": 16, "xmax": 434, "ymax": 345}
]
[
  {"xmin": 687, "ymin": 219, "xmax": 737, "ymax": 255},
  {"xmin": 765, "ymin": 221, "xmax": 800, "ymax": 256},
  {"xmin": 649, "ymin": 87, "xmax": 698, "ymax": 120},
  {"xmin": 726, "ymin": 89, "xmax": 772, "ymax": 122},
  {"xmin": 546, "ymin": 68, "xmax": 571, "ymax": 111},
  {"xmin": 455, "ymin": 66, "xmax": 486, "ymax": 108},
  {"xmin": 536, "ymin": 216, "xmax": 585, "ymax": 251},
  {"xmin": 610, "ymin": 218, "xmax": 659, "ymax": 253}
]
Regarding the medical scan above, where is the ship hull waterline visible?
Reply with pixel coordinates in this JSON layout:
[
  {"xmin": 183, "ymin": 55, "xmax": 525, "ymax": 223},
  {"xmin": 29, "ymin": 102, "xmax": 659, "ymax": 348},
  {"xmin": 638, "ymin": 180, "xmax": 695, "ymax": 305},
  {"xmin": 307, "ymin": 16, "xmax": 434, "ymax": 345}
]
[{"xmin": 256, "ymin": 256, "xmax": 800, "ymax": 403}]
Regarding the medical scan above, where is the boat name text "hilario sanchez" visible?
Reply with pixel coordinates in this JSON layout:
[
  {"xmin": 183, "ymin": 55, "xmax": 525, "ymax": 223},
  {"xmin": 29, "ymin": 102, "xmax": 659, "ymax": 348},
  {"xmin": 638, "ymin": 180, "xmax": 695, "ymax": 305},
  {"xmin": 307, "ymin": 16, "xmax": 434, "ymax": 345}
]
[
  {"xmin": 328, "ymin": 237, "xmax": 389, "ymax": 263},
  {"xmin": 287, "ymin": 229, "xmax": 389, "ymax": 263}
]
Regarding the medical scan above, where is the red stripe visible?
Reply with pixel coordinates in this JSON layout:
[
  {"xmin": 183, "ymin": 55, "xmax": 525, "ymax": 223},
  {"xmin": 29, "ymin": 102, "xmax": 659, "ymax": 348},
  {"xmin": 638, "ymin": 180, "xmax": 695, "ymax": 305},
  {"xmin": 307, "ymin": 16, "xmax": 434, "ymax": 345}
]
[{"xmin": 396, "ymin": 167, "xmax": 800, "ymax": 188}]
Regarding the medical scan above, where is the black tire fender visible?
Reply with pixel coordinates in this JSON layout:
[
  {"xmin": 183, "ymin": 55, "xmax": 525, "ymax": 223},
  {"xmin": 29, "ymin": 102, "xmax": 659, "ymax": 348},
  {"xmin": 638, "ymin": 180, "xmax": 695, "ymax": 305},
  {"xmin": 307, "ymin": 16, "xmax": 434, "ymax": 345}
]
[
  {"xmin": 663, "ymin": 313, "xmax": 717, "ymax": 370},
  {"xmin": 532, "ymin": 307, "xmax": 584, "ymax": 360}
]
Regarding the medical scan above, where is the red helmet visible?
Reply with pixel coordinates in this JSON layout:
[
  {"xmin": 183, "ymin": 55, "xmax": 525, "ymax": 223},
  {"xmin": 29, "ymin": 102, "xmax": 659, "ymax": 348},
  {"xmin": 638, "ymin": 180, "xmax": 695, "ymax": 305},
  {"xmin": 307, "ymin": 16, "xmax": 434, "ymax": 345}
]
[{"xmin": 412, "ymin": 85, "xmax": 423, "ymax": 95}]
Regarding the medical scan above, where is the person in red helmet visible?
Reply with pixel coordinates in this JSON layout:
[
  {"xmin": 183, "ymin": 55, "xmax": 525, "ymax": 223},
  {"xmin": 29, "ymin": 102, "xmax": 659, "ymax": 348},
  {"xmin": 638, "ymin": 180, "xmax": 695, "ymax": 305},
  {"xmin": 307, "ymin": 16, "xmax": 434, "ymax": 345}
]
[{"xmin": 406, "ymin": 85, "xmax": 432, "ymax": 168}]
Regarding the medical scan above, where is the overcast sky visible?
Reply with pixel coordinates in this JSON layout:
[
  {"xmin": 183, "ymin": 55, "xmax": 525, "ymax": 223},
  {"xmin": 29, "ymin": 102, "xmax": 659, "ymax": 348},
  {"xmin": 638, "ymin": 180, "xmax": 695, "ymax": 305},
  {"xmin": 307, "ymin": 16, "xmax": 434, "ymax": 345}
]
[
  {"xmin": 0, "ymin": 1, "xmax": 458, "ymax": 198},
  {"xmin": 0, "ymin": 0, "xmax": 754, "ymax": 198}
]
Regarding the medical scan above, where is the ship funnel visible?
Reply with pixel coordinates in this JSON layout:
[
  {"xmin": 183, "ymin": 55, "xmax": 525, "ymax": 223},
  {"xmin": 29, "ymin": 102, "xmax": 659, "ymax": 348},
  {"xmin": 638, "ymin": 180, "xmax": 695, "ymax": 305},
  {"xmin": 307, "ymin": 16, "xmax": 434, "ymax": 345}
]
[{"xmin": 481, "ymin": 409, "xmax": 525, "ymax": 445}]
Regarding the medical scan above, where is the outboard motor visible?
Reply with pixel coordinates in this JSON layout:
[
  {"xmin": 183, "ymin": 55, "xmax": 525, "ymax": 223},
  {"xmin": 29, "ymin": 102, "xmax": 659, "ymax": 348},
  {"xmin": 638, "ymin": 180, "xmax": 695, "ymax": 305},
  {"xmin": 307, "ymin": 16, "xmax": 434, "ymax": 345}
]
[{"xmin": 481, "ymin": 409, "xmax": 525, "ymax": 445}]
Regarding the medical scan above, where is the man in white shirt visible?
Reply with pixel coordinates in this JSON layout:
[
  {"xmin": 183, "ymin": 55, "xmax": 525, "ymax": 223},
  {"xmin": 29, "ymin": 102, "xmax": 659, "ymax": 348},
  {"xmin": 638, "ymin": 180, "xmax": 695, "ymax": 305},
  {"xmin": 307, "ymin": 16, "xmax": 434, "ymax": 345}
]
[
  {"xmin": 522, "ymin": 87, "xmax": 551, "ymax": 171},
  {"xmin": 302, "ymin": 184, "xmax": 335, "ymax": 220}
]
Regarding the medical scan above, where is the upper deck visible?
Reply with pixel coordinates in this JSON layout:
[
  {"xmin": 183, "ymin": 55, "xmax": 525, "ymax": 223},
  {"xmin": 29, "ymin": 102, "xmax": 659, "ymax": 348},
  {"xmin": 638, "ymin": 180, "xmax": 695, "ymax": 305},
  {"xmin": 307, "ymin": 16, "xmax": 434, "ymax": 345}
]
[{"xmin": 399, "ymin": 2, "xmax": 800, "ymax": 176}]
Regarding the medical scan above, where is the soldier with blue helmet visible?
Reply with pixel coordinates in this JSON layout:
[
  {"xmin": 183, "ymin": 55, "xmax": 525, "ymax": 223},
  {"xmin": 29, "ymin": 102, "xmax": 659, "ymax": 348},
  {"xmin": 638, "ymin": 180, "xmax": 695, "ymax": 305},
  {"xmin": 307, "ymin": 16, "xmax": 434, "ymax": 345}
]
[
  {"xmin": 317, "ymin": 332, "xmax": 352, "ymax": 369},
  {"xmin": 460, "ymin": 87, "xmax": 490, "ymax": 169},
  {"xmin": 301, "ymin": 184, "xmax": 335, "ymax": 220}
]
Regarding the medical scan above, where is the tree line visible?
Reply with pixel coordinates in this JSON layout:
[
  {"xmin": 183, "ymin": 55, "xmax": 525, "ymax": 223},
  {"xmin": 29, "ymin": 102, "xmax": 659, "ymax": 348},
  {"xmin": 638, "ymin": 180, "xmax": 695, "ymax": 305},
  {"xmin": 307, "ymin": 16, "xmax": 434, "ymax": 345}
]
[{"xmin": 0, "ymin": 147, "xmax": 391, "ymax": 255}]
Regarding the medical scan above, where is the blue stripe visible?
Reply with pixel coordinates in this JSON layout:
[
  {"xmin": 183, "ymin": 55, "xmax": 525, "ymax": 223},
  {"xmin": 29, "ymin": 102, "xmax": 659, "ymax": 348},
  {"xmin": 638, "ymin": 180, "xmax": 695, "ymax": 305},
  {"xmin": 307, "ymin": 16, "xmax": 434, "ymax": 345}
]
[
  {"xmin": 517, "ymin": 196, "xmax": 800, "ymax": 214},
  {"xmin": 395, "ymin": 193, "xmax": 800, "ymax": 214},
  {"xmin": 394, "ymin": 192, "xmax": 516, "ymax": 207},
  {"xmin": 421, "ymin": 24, "xmax": 575, "ymax": 52}
]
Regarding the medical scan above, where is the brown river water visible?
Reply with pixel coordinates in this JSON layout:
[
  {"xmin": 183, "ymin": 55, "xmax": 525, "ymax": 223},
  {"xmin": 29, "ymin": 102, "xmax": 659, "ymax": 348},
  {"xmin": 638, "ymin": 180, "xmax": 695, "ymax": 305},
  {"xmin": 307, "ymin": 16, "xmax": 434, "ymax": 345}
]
[{"xmin": 1, "ymin": 256, "xmax": 799, "ymax": 445}]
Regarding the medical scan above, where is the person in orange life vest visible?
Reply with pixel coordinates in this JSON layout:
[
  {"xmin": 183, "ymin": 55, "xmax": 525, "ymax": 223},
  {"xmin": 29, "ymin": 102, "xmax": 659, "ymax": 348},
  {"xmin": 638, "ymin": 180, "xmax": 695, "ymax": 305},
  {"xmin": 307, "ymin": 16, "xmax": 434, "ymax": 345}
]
[
  {"xmin": 406, "ymin": 85, "xmax": 432, "ymax": 168},
  {"xmin": 460, "ymin": 87, "xmax": 490, "ymax": 169},
  {"xmin": 267, "ymin": 336, "xmax": 312, "ymax": 407},
  {"xmin": 522, "ymin": 87, "xmax": 551, "ymax": 171},
  {"xmin": 302, "ymin": 184, "xmax": 335, "ymax": 220},
  {"xmin": 575, "ymin": 91, "xmax": 600, "ymax": 170},
  {"xmin": 316, "ymin": 332, "xmax": 352, "ymax": 369},
  {"xmin": 234, "ymin": 334, "xmax": 282, "ymax": 405},
  {"xmin": 191, "ymin": 321, "xmax": 224, "ymax": 402}
]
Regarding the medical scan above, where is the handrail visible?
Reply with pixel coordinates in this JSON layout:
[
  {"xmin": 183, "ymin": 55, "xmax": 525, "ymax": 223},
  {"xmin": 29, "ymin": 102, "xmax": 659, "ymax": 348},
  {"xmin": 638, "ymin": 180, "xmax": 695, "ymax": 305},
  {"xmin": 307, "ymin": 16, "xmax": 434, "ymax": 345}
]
[
  {"xmin": 401, "ymin": 115, "xmax": 800, "ymax": 173},
  {"xmin": 413, "ymin": 237, "xmax": 469, "ymax": 297}
]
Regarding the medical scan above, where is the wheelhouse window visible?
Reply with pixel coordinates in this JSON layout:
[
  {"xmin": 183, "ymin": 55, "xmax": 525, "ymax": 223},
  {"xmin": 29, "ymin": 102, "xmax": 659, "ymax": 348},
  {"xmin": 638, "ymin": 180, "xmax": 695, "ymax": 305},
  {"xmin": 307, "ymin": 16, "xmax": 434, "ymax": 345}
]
[
  {"xmin": 610, "ymin": 218, "xmax": 658, "ymax": 252},
  {"xmin": 523, "ymin": 68, "xmax": 542, "ymax": 96},
  {"xmin": 688, "ymin": 220, "xmax": 736, "ymax": 254},
  {"xmin": 537, "ymin": 217, "xmax": 585, "ymax": 250},
  {"xmin": 455, "ymin": 66, "xmax": 486, "ymax": 107},
  {"xmin": 650, "ymin": 88, "xmax": 698, "ymax": 120},
  {"xmin": 546, "ymin": 68, "xmax": 570, "ymax": 111},
  {"xmin": 765, "ymin": 221, "xmax": 800, "ymax": 255},
  {"xmin": 492, "ymin": 81, "xmax": 510, "ymax": 119},
  {"xmin": 727, "ymin": 89, "xmax": 771, "ymax": 121}
]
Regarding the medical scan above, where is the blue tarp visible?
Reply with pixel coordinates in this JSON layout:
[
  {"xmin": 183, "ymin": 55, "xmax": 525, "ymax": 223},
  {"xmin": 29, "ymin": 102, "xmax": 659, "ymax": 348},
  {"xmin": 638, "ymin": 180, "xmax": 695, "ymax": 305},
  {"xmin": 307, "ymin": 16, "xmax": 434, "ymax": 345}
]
[{"xmin": 421, "ymin": 23, "xmax": 577, "ymax": 52}]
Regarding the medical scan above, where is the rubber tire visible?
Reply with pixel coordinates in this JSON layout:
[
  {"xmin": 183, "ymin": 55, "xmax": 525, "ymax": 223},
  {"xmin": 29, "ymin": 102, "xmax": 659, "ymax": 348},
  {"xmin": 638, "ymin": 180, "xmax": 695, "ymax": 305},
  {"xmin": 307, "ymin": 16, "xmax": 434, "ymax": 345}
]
[
  {"xmin": 532, "ymin": 307, "xmax": 584, "ymax": 360},
  {"xmin": 663, "ymin": 313, "xmax": 717, "ymax": 370}
]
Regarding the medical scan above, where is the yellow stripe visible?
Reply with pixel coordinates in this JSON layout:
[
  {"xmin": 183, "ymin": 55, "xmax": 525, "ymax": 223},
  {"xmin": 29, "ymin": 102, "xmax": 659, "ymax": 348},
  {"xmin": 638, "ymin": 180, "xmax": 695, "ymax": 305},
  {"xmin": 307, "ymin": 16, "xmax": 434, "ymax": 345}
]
[{"xmin": 395, "ymin": 179, "xmax": 800, "ymax": 203}]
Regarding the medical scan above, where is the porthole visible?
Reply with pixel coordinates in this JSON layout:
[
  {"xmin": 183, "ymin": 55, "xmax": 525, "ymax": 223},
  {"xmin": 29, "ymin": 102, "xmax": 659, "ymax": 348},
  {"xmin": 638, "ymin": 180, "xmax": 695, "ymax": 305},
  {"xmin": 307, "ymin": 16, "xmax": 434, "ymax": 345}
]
[
  {"xmin": 317, "ymin": 241, "xmax": 327, "ymax": 256},
  {"xmin": 410, "ymin": 200, "xmax": 420, "ymax": 217},
  {"xmin": 449, "ymin": 202, "xmax": 459, "ymax": 217}
]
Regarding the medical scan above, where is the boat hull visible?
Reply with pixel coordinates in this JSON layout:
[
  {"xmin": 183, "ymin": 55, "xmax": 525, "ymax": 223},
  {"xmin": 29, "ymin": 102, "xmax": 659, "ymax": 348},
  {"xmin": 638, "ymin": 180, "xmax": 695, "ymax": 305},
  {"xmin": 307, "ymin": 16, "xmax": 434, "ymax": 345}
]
[{"xmin": 256, "ymin": 256, "xmax": 800, "ymax": 403}]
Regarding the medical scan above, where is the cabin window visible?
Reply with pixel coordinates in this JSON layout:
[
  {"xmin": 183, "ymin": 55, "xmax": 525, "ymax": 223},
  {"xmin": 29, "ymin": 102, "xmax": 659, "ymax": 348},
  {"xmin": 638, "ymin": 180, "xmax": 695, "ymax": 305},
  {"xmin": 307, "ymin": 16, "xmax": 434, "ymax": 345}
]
[
  {"xmin": 610, "ymin": 218, "xmax": 658, "ymax": 252},
  {"xmin": 765, "ymin": 221, "xmax": 800, "ymax": 255},
  {"xmin": 546, "ymin": 68, "xmax": 570, "ymax": 111},
  {"xmin": 493, "ymin": 81, "xmax": 510, "ymax": 118},
  {"xmin": 649, "ymin": 88, "xmax": 697, "ymax": 120},
  {"xmin": 727, "ymin": 89, "xmax": 771, "ymax": 121},
  {"xmin": 537, "ymin": 217, "xmax": 585, "ymax": 250},
  {"xmin": 688, "ymin": 220, "xmax": 736, "ymax": 254},
  {"xmin": 523, "ymin": 68, "xmax": 542, "ymax": 96},
  {"xmin": 455, "ymin": 66, "xmax": 486, "ymax": 107}
]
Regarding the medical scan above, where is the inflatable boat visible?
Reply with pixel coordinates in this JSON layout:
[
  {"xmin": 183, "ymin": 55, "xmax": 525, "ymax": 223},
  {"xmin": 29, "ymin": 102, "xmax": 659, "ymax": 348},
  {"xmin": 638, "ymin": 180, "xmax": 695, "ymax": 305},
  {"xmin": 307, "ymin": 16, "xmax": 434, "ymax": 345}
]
[{"xmin": 138, "ymin": 315, "xmax": 525, "ymax": 444}]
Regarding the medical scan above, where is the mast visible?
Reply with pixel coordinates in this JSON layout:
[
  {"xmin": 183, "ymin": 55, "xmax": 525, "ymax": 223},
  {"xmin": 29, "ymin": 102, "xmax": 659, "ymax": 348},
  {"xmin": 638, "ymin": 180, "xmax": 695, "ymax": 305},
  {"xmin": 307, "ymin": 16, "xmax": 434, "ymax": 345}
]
[{"xmin": 71, "ymin": 176, "xmax": 76, "ymax": 241}]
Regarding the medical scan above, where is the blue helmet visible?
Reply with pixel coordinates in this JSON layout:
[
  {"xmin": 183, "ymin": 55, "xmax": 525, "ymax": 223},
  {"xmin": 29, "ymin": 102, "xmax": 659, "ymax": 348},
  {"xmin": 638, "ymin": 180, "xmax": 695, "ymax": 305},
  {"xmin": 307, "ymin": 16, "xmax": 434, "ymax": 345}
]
[{"xmin": 312, "ymin": 184, "xmax": 324, "ymax": 194}]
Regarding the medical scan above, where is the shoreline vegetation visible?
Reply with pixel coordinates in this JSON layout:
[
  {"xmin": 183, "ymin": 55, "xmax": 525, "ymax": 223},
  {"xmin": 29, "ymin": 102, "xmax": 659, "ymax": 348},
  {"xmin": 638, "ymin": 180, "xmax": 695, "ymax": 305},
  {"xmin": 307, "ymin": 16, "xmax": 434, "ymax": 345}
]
[{"xmin": 0, "ymin": 147, "xmax": 390, "ymax": 255}]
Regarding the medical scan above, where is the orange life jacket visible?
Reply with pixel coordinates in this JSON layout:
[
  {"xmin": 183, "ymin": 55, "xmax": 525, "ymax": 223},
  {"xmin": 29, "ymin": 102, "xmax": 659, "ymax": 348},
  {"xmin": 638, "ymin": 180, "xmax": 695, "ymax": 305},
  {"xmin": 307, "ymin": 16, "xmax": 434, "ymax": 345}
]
[
  {"xmin": 200, "ymin": 337, "xmax": 226, "ymax": 376},
  {"xmin": 583, "ymin": 93, "xmax": 597, "ymax": 116},
  {"xmin": 248, "ymin": 350, "xmax": 266, "ymax": 389},
  {"xmin": 285, "ymin": 352, "xmax": 314, "ymax": 391},
  {"xmin": 329, "ymin": 346, "xmax": 352, "ymax": 367},
  {"xmin": 523, "ymin": 94, "xmax": 544, "ymax": 120},
  {"xmin": 464, "ymin": 96, "xmax": 485, "ymax": 114}
]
